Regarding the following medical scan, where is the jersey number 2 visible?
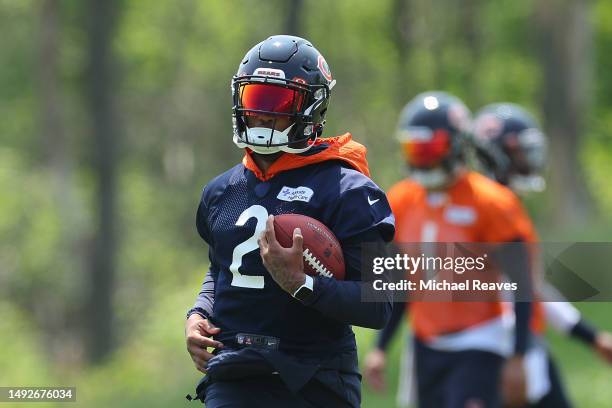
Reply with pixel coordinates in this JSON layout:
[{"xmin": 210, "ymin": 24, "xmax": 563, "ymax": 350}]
[{"xmin": 229, "ymin": 205, "xmax": 268, "ymax": 289}]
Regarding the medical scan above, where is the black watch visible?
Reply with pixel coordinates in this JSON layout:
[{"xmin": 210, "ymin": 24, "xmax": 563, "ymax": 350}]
[{"xmin": 292, "ymin": 275, "xmax": 314, "ymax": 303}]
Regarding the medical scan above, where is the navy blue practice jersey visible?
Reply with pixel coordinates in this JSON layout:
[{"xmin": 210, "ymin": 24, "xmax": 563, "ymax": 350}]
[{"xmin": 196, "ymin": 140, "xmax": 394, "ymax": 357}]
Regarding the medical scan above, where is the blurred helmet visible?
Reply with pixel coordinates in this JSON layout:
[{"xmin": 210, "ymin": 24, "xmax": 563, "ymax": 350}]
[
  {"xmin": 396, "ymin": 91, "xmax": 471, "ymax": 188},
  {"xmin": 232, "ymin": 35, "xmax": 336, "ymax": 154},
  {"xmin": 473, "ymin": 103, "xmax": 547, "ymax": 193}
]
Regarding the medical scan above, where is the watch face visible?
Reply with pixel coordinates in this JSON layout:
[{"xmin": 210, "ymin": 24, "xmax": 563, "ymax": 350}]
[{"xmin": 294, "ymin": 286, "xmax": 314, "ymax": 302}]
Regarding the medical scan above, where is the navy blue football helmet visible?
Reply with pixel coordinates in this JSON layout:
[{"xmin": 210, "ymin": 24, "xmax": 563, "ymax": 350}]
[
  {"xmin": 396, "ymin": 91, "xmax": 471, "ymax": 188},
  {"xmin": 473, "ymin": 103, "xmax": 547, "ymax": 193},
  {"xmin": 232, "ymin": 35, "xmax": 336, "ymax": 154}
]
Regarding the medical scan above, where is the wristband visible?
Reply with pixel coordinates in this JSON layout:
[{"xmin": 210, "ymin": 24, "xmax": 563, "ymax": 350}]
[
  {"xmin": 571, "ymin": 319, "xmax": 597, "ymax": 345},
  {"xmin": 186, "ymin": 307, "xmax": 210, "ymax": 320}
]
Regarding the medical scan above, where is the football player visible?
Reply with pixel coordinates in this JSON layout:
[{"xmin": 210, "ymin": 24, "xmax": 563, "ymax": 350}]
[
  {"xmin": 473, "ymin": 103, "xmax": 612, "ymax": 408},
  {"xmin": 184, "ymin": 35, "xmax": 395, "ymax": 407},
  {"xmin": 363, "ymin": 91, "xmax": 535, "ymax": 408}
]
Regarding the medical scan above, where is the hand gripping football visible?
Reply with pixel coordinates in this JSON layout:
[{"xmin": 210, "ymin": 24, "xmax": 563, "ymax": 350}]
[{"xmin": 274, "ymin": 214, "xmax": 345, "ymax": 280}]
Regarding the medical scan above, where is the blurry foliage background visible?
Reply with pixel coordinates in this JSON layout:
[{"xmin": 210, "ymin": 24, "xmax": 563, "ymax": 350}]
[{"xmin": 0, "ymin": 0, "xmax": 611, "ymax": 406}]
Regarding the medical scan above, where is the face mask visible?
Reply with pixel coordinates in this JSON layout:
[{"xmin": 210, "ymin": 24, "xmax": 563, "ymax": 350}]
[
  {"xmin": 509, "ymin": 174, "xmax": 546, "ymax": 194},
  {"xmin": 410, "ymin": 167, "xmax": 454, "ymax": 190},
  {"xmin": 233, "ymin": 124, "xmax": 316, "ymax": 154}
]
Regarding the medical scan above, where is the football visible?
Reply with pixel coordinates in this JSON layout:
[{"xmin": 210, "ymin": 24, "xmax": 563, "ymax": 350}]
[{"xmin": 274, "ymin": 214, "xmax": 345, "ymax": 280}]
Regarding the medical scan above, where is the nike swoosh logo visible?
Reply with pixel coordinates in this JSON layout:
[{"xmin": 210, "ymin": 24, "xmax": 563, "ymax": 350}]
[{"xmin": 367, "ymin": 196, "xmax": 380, "ymax": 206}]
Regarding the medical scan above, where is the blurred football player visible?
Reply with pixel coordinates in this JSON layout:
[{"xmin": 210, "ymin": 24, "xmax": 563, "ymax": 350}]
[
  {"xmin": 184, "ymin": 35, "xmax": 395, "ymax": 407},
  {"xmin": 364, "ymin": 91, "xmax": 535, "ymax": 408},
  {"xmin": 473, "ymin": 103, "xmax": 612, "ymax": 408}
]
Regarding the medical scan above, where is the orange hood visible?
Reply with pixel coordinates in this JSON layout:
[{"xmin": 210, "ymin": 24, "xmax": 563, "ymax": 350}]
[{"xmin": 242, "ymin": 133, "xmax": 371, "ymax": 181}]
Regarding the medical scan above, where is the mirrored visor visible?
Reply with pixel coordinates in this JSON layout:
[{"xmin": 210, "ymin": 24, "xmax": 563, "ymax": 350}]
[
  {"xmin": 240, "ymin": 83, "xmax": 306, "ymax": 114},
  {"xmin": 400, "ymin": 128, "xmax": 451, "ymax": 167}
]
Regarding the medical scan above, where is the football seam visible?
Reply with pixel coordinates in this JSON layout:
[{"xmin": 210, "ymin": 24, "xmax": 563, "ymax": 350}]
[{"xmin": 303, "ymin": 248, "xmax": 333, "ymax": 278}]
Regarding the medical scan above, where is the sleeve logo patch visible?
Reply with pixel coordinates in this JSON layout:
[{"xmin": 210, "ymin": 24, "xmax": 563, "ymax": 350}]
[
  {"xmin": 277, "ymin": 186, "xmax": 314, "ymax": 203},
  {"xmin": 367, "ymin": 196, "xmax": 380, "ymax": 206}
]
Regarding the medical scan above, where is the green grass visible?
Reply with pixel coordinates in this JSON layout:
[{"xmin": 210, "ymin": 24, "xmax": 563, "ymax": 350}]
[
  {"xmin": 356, "ymin": 326, "xmax": 407, "ymax": 407},
  {"xmin": 355, "ymin": 302, "xmax": 612, "ymax": 407},
  {"xmin": 2, "ymin": 292, "xmax": 610, "ymax": 407}
]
